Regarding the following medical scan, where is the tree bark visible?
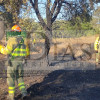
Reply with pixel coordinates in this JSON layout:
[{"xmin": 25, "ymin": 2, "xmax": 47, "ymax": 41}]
[{"xmin": 43, "ymin": 29, "xmax": 52, "ymax": 66}]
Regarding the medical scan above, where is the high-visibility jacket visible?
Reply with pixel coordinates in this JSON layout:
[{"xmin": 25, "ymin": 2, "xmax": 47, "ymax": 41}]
[
  {"xmin": 94, "ymin": 37, "xmax": 99, "ymax": 51},
  {"xmin": 0, "ymin": 37, "xmax": 29, "ymax": 57}
]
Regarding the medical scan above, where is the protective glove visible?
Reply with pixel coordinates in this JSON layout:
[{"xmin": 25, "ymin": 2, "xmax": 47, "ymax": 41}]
[
  {"xmin": 0, "ymin": 44, "xmax": 4, "ymax": 53},
  {"xmin": 0, "ymin": 44, "xmax": 7, "ymax": 55}
]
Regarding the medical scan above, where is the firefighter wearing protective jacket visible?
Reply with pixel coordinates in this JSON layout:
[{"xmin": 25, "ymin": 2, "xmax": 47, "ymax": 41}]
[
  {"xmin": 0, "ymin": 25, "xmax": 29, "ymax": 100},
  {"xmin": 94, "ymin": 35, "xmax": 100, "ymax": 65}
]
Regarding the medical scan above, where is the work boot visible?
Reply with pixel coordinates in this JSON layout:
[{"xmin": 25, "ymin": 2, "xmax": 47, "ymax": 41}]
[
  {"xmin": 7, "ymin": 95, "xmax": 15, "ymax": 100},
  {"xmin": 22, "ymin": 92, "xmax": 29, "ymax": 100}
]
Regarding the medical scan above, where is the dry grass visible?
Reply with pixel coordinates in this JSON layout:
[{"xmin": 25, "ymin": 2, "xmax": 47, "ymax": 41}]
[{"xmin": 50, "ymin": 35, "xmax": 96, "ymax": 55}]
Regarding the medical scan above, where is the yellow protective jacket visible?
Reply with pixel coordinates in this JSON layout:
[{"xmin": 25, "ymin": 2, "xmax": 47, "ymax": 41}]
[
  {"xmin": 0, "ymin": 37, "xmax": 29, "ymax": 57},
  {"xmin": 94, "ymin": 36, "xmax": 99, "ymax": 51}
]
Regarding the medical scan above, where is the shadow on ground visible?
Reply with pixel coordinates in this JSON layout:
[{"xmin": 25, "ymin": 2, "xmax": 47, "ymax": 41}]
[{"xmin": 16, "ymin": 68, "xmax": 100, "ymax": 100}]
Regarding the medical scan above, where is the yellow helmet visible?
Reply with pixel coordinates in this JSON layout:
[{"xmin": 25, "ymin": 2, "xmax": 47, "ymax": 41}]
[{"xmin": 11, "ymin": 25, "xmax": 21, "ymax": 32}]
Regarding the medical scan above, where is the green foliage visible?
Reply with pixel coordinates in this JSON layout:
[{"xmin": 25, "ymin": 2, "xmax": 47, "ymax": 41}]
[
  {"xmin": 19, "ymin": 18, "xmax": 43, "ymax": 32},
  {"xmin": 0, "ymin": 0, "xmax": 27, "ymax": 26},
  {"xmin": 52, "ymin": 18, "xmax": 94, "ymax": 38}
]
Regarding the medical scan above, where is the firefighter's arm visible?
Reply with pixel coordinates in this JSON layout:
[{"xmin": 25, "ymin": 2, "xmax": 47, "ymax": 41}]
[{"xmin": 94, "ymin": 37, "xmax": 99, "ymax": 51}]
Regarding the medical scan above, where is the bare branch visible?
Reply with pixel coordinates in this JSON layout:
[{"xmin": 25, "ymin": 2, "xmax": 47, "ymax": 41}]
[
  {"xmin": 46, "ymin": 0, "xmax": 51, "ymax": 19},
  {"xmin": 89, "ymin": 0, "xmax": 94, "ymax": 9},
  {"xmin": 46, "ymin": 0, "xmax": 52, "ymax": 27},
  {"xmin": 30, "ymin": 0, "xmax": 47, "ymax": 30},
  {"xmin": 51, "ymin": 0, "xmax": 58, "ymax": 17},
  {"xmin": 51, "ymin": 0, "xmax": 62, "ymax": 24}
]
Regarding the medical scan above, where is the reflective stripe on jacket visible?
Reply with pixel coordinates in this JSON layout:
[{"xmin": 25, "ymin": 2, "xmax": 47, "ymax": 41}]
[
  {"xmin": 94, "ymin": 37, "xmax": 99, "ymax": 51},
  {"xmin": 11, "ymin": 43, "xmax": 27, "ymax": 57}
]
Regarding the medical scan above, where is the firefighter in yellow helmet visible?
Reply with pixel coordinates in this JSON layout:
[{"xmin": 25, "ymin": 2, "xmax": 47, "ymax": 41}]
[
  {"xmin": 0, "ymin": 25, "xmax": 29, "ymax": 100},
  {"xmin": 94, "ymin": 35, "xmax": 100, "ymax": 66}
]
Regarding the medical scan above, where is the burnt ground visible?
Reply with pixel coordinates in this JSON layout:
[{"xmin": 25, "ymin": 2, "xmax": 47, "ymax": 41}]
[{"xmin": 1, "ymin": 68, "xmax": 100, "ymax": 100}]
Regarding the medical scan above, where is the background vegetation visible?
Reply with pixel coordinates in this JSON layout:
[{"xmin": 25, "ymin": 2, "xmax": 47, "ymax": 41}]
[{"xmin": 0, "ymin": 0, "xmax": 100, "ymax": 38}]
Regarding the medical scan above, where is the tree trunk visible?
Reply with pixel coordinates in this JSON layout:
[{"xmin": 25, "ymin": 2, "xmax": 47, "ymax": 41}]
[
  {"xmin": 43, "ymin": 29, "xmax": 52, "ymax": 66},
  {"xmin": 29, "ymin": 0, "xmax": 63, "ymax": 66}
]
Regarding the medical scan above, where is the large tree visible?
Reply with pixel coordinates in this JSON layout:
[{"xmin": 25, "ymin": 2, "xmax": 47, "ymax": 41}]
[{"xmin": 29, "ymin": 0, "xmax": 65, "ymax": 65}]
